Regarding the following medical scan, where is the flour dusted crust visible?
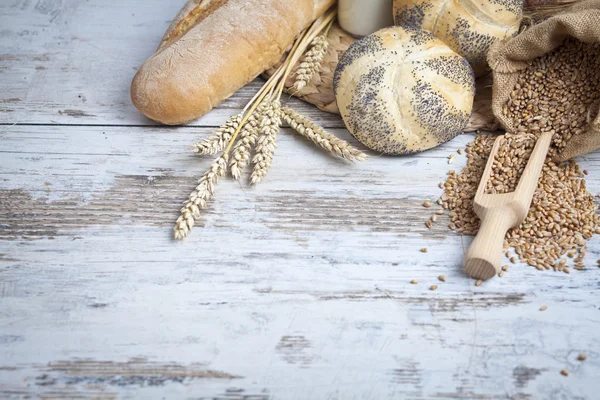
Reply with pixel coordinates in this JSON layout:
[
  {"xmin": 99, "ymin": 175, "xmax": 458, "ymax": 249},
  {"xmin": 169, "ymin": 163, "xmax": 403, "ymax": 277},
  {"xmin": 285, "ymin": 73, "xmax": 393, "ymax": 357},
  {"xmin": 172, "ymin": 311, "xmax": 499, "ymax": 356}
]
[
  {"xmin": 131, "ymin": 0, "xmax": 335, "ymax": 125},
  {"xmin": 334, "ymin": 26, "xmax": 475, "ymax": 155},
  {"xmin": 394, "ymin": 0, "xmax": 522, "ymax": 76}
]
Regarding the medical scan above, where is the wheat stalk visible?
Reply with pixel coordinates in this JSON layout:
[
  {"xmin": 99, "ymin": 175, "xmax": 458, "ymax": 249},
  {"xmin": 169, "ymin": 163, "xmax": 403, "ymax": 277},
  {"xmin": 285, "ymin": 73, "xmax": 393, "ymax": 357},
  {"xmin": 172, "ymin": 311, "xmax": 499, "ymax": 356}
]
[
  {"xmin": 192, "ymin": 114, "xmax": 242, "ymax": 155},
  {"xmin": 251, "ymin": 97, "xmax": 282, "ymax": 184},
  {"xmin": 173, "ymin": 153, "xmax": 229, "ymax": 239},
  {"xmin": 282, "ymin": 107, "xmax": 367, "ymax": 162},
  {"xmin": 229, "ymin": 111, "xmax": 261, "ymax": 179},
  {"xmin": 172, "ymin": 8, "xmax": 341, "ymax": 239},
  {"xmin": 293, "ymin": 35, "xmax": 329, "ymax": 92}
]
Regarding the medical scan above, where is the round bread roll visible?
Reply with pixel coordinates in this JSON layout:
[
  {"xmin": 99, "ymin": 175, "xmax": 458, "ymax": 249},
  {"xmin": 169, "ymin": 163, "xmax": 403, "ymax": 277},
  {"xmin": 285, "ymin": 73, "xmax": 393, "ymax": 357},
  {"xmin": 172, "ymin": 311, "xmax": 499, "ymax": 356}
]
[
  {"xmin": 393, "ymin": 0, "xmax": 523, "ymax": 76},
  {"xmin": 333, "ymin": 26, "xmax": 475, "ymax": 155}
]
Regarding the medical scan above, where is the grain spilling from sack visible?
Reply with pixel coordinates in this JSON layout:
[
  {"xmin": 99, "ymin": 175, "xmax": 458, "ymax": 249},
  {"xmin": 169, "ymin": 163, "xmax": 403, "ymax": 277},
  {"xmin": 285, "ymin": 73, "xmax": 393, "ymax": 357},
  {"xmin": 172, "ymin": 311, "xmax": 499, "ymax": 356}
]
[
  {"xmin": 441, "ymin": 135, "xmax": 599, "ymax": 271},
  {"xmin": 502, "ymin": 39, "xmax": 600, "ymax": 158},
  {"xmin": 435, "ymin": 38, "xmax": 600, "ymax": 271}
]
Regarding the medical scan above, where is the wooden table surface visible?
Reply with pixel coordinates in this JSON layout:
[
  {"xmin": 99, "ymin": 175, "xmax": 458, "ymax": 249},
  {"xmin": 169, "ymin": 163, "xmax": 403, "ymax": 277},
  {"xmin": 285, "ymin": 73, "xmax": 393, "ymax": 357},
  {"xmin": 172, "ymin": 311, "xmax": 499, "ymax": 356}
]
[{"xmin": 2, "ymin": 1, "xmax": 600, "ymax": 399}]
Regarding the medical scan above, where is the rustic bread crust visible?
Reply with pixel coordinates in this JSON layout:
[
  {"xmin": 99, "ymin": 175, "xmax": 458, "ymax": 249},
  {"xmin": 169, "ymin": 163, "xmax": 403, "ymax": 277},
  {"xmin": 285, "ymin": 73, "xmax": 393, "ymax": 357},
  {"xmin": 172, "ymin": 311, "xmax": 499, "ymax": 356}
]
[
  {"xmin": 131, "ymin": 0, "xmax": 335, "ymax": 125},
  {"xmin": 158, "ymin": 0, "xmax": 227, "ymax": 52}
]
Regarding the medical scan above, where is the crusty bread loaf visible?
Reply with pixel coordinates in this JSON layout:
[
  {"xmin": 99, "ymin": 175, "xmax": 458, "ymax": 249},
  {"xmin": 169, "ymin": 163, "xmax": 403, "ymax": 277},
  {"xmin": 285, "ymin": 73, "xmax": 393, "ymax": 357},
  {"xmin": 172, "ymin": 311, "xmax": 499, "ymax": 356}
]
[
  {"xmin": 394, "ymin": 0, "xmax": 522, "ymax": 76},
  {"xmin": 334, "ymin": 26, "xmax": 475, "ymax": 155},
  {"xmin": 131, "ymin": 0, "xmax": 335, "ymax": 125}
]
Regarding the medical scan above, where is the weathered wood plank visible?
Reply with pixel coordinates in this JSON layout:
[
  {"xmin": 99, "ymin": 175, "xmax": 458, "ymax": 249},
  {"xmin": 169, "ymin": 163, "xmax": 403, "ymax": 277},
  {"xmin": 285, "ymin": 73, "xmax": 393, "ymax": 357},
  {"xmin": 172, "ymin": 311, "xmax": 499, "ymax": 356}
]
[
  {"xmin": 0, "ymin": 0, "xmax": 344, "ymax": 127},
  {"xmin": 2, "ymin": 0, "xmax": 600, "ymax": 398},
  {"xmin": 1, "ymin": 125, "xmax": 600, "ymax": 399}
]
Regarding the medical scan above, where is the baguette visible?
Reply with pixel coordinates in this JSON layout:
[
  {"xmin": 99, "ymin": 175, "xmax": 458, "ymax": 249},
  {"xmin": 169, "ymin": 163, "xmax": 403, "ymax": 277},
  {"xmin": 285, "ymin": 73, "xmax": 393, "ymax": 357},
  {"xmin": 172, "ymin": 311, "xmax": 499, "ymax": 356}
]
[{"xmin": 131, "ymin": 0, "xmax": 335, "ymax": 125}]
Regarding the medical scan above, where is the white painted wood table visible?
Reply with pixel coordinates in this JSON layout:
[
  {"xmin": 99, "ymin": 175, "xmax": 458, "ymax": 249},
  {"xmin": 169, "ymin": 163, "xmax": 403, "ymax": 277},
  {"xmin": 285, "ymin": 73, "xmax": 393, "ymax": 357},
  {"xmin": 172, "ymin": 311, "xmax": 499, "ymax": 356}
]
[{"xmin": 1, "ymin": 1, "xmax": 600, "ymax": 399}]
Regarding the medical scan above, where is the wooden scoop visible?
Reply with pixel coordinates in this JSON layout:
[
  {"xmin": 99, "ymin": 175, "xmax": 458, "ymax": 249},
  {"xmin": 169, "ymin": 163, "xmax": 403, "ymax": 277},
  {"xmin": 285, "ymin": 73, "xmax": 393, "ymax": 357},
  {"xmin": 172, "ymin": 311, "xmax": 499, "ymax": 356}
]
[{"xmin": 464, "ymin": 131, "xmax": 553, "ymax": 280}]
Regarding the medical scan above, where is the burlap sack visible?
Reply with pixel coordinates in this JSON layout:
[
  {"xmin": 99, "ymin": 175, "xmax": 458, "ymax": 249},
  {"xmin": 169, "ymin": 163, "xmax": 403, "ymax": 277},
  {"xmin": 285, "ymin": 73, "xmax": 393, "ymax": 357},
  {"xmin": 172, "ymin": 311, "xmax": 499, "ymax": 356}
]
[{"xmin": 488, "ymin": 0, "xmax": 600, "ymax": 161}]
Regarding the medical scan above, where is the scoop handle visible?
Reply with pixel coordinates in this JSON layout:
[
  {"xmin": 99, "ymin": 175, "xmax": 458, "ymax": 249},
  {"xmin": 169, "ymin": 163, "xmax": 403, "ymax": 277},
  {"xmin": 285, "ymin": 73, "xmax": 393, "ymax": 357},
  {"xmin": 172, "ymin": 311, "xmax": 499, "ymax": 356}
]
[{"xmin": 464, "ymin": 209, "xmax": 513, "ymax": 280}]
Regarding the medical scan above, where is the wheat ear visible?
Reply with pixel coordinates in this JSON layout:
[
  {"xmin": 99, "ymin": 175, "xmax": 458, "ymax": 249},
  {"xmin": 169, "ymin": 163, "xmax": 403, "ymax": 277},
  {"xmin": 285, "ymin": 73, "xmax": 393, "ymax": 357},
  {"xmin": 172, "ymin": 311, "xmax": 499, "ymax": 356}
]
[
  {"xmin": 282, "ymin": 107, "xmax": 367, "ymax": 162},
  {"xmin": 174, "ymin": 153, "xmax": 229, "ymax": 239},
  {"xmin": 192, "ymin": 114, "xmax": 242, "ymax": 155},
  {"xmin": 251, "ymin": 97, "xmax": 282, "ymax": 185},
  {"xmin": 293, "ymin": 35, "xmax": 329, "ymax": 92},
  {"xmin": 229, "ymin": 111, "xmax": 261, "ymax": 180}
]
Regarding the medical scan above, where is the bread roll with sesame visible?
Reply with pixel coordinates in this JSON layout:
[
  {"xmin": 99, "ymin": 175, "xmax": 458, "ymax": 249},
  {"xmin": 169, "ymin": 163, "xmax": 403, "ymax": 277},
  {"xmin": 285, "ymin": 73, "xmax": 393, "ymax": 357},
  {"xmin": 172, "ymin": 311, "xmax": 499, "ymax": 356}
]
[
  {"xmin": 131, "ymin": 0, "xmax": 335, "ymax": 125},
  {"xmin": 333, "ymin": 26, "xmax": 475, "ymax": 155},
  {"xmin": 393, "ymin": 0, "xmax": 522, "ymax": 76}
]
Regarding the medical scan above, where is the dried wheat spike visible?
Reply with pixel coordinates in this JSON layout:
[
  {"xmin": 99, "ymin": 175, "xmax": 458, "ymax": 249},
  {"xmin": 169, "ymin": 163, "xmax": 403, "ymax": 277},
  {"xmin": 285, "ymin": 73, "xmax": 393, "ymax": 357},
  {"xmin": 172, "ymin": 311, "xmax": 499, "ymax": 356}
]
[
  {"xmin": 282, "ymin": 107, "xmax": 367, "ymax": 162},
  {"xmin": 174, "ymin": 153, "xmax": 229, "ymax": 239},
  {"xmin": 229, "ymin": 111, "xmax": 261, "ymax": 180},
  {"xmin": 192, "ymin": 114, "xmax": 242, "ymax": 155},
  {"xmin": 293, "ymin": 35, "xmax": 329, "ymax": 92},
  {"xmin": 251, "ymin": 97, "xmax": 281, "ymax": 185}
]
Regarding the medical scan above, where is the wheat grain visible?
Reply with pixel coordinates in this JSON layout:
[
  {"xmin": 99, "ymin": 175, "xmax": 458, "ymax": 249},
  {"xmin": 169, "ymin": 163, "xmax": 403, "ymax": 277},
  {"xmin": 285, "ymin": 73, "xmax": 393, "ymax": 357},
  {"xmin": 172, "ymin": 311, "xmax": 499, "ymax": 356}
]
[
  {"xmin": 251, "ymin": 97, "xmax": 282, "ymax": 185},
  {"xmin": 440, "ymin": 134, "xmax": 599, "ymax": 272},
  {"xmin": 432, "ymin": 39, "xmax": 599, "ymax": 269},
  {"xmin": 293, "ymin": 35, "xmax": 329, "ymax": 92},
  {"xmin": 174, "ymin": 153, "xmax": 229, "ymax": 239},
  {"xmin": 192, "ymin": 114, "xmax": 242, "ymax": 155},
  {"xmin": 282, "ymin": 107, "xmax": 367, "ymax": 162},
  {"xmin": 485, "ymin": 134, "xmax": 536, "ymax": 194},
  {"xmin": 229, "ymin": 111, "xmax": 261, "ymax": 179},
  {"xmin": 503, "ymin": 39, "xmax": 600, "ymax": 158}
]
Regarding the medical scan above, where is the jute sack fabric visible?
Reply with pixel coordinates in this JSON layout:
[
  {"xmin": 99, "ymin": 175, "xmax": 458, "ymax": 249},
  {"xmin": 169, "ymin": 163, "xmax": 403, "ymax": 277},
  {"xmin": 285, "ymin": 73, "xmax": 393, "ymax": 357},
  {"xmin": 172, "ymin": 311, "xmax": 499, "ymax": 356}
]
[{"xmin": 487, "ymin": 0, "xmax": 600, "ymax": 161}]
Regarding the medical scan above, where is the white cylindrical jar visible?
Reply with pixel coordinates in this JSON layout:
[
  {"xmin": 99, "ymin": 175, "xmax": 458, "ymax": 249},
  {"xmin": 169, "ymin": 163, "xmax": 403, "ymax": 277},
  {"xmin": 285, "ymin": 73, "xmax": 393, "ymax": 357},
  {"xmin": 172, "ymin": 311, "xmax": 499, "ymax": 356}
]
[{"xmin": 338, "ymin": 0, "xmax": 394, "ymax": 37}]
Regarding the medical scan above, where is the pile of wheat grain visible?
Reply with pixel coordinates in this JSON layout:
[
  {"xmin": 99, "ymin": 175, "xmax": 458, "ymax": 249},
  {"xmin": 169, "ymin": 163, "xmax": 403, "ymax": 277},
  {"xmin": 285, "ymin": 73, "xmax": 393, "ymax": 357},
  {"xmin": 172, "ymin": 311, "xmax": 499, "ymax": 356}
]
[
  {"xmin": 434, "ymin": 38, "xmax": 600, "ymax": 272},
  {"xmin": 440, "ymin": 135, "xmax": 599, "ymax": 272}
]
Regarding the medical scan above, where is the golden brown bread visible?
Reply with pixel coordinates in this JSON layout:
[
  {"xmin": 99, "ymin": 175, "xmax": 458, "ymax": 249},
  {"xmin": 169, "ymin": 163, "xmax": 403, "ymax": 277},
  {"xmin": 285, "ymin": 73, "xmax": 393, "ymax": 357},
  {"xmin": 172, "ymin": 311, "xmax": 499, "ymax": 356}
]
[
  {"xmin": 159, "ymin": 0, "xmax": 228, "ymax": 51},
  {"xmin": 131, "ymin": 0, "xmax": 335, "ymax": 125}
]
